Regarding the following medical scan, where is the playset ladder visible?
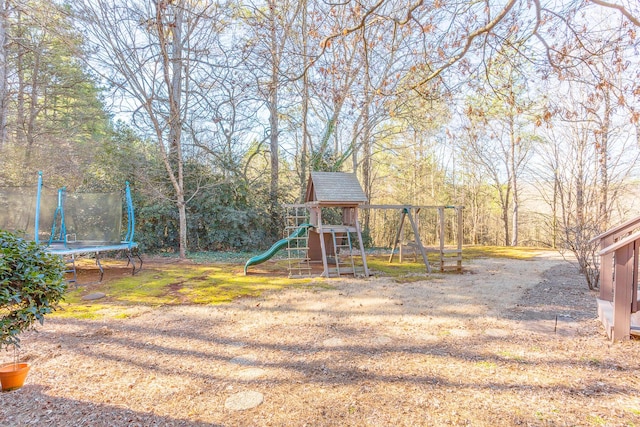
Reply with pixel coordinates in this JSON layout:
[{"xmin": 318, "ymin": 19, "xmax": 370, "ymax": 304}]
[
  {"xmin": 285, "ymin": 205, "xmax": 312, "ymax": 278},
  {"xmin": 330, "ymin": 228, "xmax": 356, "ymax": 276},
  {"xmin": 64, "ymin": 254, "xmax": 77, "ymax": 287},
  {"xmin": 286, "ymin": 225, "xmax": 312, "ymax": 278},
  {"xmin": 319, "ymin": 225, "xmax": 368, "ymax": 278}
]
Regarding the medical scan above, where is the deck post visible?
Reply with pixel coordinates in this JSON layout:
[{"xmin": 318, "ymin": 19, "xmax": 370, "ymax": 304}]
[
  {"xmin": 633, "ymin": 241, "xmax": 639, "ymax": 313},
  {"xmin": 600, "ymin": 234, "xmax": 615, "ymax": 301},
  {"xmin": 612, "ymin": 243, "xmax": 633, "ymax": 341}
]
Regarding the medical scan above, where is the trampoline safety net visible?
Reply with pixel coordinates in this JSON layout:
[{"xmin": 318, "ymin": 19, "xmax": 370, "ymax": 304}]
[
  {"xmin": 0, "ymin": 187, "xmax": 124, "ymax": 244},
  {"xmin": 53, "ymin": 192, "xmax": 123, "ymax": 244},
  {"xmin": 0, "ymin": 186, "xmax": 41, "ymax": 240}
]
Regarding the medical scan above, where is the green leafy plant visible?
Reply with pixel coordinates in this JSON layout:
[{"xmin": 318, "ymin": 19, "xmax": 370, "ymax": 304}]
[{"xmin": 0, "ymin": 230, "xmax": 67, "ymax": 350}]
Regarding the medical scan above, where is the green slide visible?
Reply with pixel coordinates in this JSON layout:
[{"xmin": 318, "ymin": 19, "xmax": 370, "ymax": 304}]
[{"xmin": 244, "ymin": 223, "xmax": 314, "ymax": 275}]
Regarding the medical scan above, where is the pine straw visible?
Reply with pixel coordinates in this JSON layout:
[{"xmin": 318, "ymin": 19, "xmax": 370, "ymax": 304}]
[{"xmin": 2, "ymin": 253, "xmax": 640, "ymax": 426}]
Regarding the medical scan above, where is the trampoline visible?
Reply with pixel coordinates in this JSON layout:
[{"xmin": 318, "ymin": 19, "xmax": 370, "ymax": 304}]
[{"xmin": 0, "ymin": 172, "xmax": 142, "ymax": 283}]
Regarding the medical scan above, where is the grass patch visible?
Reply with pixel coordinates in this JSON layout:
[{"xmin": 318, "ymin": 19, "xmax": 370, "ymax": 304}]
[
  {"xmin": 53, "ymin": 262, "xmax": 319, "ymax": 320},
  {"xmin": 586, "ymin": 414, "xmax": 607, "ymax": 425},
  {"xmin": 365, "ymin": 246, "xmax": 551, "ymax": 281},
  {"xmin": 53, "ymin": 303, "xmax": 112, "ymax": 319},
  {"xmin": 367, "ymin": 255, "xmax": 429, "ymax": 279},
  {"xmin": 461, "ymin": 246, "xmax": 550, "ymax": 261}
]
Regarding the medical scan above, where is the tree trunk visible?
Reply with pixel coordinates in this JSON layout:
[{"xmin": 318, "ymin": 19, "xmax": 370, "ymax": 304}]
[
  {"xmin": 268, "ymin": 82, "xmax": 279, "ymax": 223},
  {"xmin": 268, "ymin": 0, "xmax": 279, "ymax": 230},
  {"xmin": 26, "ymin": 44, "xmax": 41, "ymax": 162},
  {"xmin": 359, "ymin": 44, "xmax": 373, "ymax": 229},
  {"xmin": 510, "ymin": 119, "xmax": 518, "ymax": 246},
  {"xmin": 171, "ymin": 6, "xmax": 187, "ymax": 259},
  {"xmin": 552, "ymin": 166, "xmax": 558, "ymax": 249},
  {"xmin": 156, "ymin": 0, "xmax": 187, "ymax": 259},
  {"xmin": 503, "ymin": 205, "xmax": 510, "ymax": 246},
  {"xmin": 299, "ymin": 0, "xmax": 309, "ymax": 202},
  {"xmin": 0, "ymin": 1, "xmax": 7, "ymax": 149},
  {"xmin": 598, "ymin": 88, "xmax": 610, "ymax": 230},
  {"xmin": 500, "ymin": 185, "xmax": 511, "ymax": 246},
  {"xmin": 361, "ymin": 108, "xmax": 372, "ymax": 230},
  {"xmin": 16, "ymin": 10, "xmax": 25, "ymax": 146},
  {"xmin": 576, "ymin": 146, "xmax": 585, "ymax": 227}
]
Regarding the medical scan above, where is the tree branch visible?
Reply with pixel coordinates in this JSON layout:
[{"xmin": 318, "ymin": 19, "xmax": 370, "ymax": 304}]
[
  {"xmin": 411, "ymin": 0, "xmax": 518, "ymax": 89},
  {"xmin": 296, "ymin": 0, "xmax": 425, "ymax": 80},
  {"xmin": 587, "ymin": 0, "xmax": 640, "ymax": 27}
]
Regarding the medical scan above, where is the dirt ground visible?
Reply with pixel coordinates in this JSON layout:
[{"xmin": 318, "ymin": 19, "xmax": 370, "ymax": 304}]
[{"xmin": 2, "ymin": 252, "xmax": 640, "ymax": 426}]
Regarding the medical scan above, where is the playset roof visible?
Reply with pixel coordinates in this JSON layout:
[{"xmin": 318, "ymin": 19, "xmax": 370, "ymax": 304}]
[{"xmin": 305, "ymin": 172, "xmax": 368, "ymax": 206}]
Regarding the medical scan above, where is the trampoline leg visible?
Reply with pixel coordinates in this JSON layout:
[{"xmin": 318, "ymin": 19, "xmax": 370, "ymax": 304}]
[
  {"xmin": 94, "ymin": 252, "xmax": 104, "ymax": 282},
  {"xmin": 126, "ymin": 248, "xmax": 143, "ymax": 275}
]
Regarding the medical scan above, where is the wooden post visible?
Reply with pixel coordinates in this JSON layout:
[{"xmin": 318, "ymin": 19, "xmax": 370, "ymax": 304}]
[
  {"xmin": 438, "ymin": 207, "xmax": 445, "ymax": 272},
  {"xmin": 612, "ymin": 243, "xmax": 633, "ymax": 341},
  {"xmin": 407, "ymin": 208, "xmax": 431, "ymax": 274},
  {"xmin": 456, "ymin": 206, "xmax": 463, "ymax": 271},
  {"xmin": 389, "ymin": 209, "xmax": 407, "ymax": 263},
  {"xmin": 355, "ymin": 219, "xmax": 369, "ymax": 277},
  {"xmin": 633, "ymin": 240, "xmax": 639, "ymax": 313},
  {"xmin": 600, "ymin": 235, "xmax": 614, "ymax": 301},
  {"xmin": 317, "ymin": 209, "xmax": 330, "ymax": 277}
]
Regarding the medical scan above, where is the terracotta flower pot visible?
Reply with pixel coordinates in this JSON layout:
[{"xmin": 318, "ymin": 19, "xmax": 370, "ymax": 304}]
[{"xmin": 0, "ymin": 362, "xmax": 30, "ymax": 391}]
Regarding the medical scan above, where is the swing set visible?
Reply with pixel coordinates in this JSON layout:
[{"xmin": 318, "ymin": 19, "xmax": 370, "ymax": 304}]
[{"xmin": 363, "ymin": 205, "xmax": 464, "ymax": 273}]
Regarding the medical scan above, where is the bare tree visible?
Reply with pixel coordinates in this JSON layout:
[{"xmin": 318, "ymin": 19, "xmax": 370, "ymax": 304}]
[
  {"xmin": 74, "ymin": 0, "xmax": 226, "ymax": 259},
  {"xmin": 459, "ymin": 46, "xmax": 538, "ymax": 246},
  {"xmin": 302, "ymin": 1, "xmax": 638, "ymax": 91},
  {"xmin": 237, "ymin": 0, "xmax": 306, "ymax": 229},
  {"xmin": 534, "ymin": 71, "xmax": 640, "ymax": 289}
]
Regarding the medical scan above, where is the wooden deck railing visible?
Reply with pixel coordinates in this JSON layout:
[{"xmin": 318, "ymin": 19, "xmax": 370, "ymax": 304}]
[{"xmin": 591, "ymin": 216, "xmax": 640, "ymax": 341}]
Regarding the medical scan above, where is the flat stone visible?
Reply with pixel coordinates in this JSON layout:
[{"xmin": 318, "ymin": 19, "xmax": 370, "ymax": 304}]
[
  {"xmin": 322, "ymin": 338, "xmax": 344, "ymax": 347},
  {"xmin": 236, "ymin": 368, "xmax": 266, "ymax": 380},
  {"xmin": 228, "ymin": 342, "xmax": 246, "ymax": 349},
  {"xmin": 82, "ymin": 292, "xmax": 106, "ymax": 301},
  {"xmin": 373, "ymin": 336, "xmax": 392, "ymax": 345},
  {"xmin": 484, "ymin": 328, "xmax": 510, "ymax": 337},
  {"xmin": 448, "ymin": 328, "xmax": 472, "ymax": 337},
  {"xmin": 230, "ymin": 354, "xmax": 258, "ymax": 366},
  {"xmin": 224, "ymin": 391, "xmax": 264, "ymax": 411}
]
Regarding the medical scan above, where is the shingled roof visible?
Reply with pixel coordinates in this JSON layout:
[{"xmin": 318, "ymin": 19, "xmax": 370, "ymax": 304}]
[{"xmin": 305, "ymin": 172, "xmax": 368, "ymax": 205}]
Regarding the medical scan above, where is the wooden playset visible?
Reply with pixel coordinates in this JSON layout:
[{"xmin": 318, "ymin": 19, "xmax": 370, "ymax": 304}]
[
  {"xmin": 246, "ymin": 171, "xmax": 464, "ymax": 278},
  {"xmin": 303, "ymin": 171, "xmax": 370, "ymax": 278}
]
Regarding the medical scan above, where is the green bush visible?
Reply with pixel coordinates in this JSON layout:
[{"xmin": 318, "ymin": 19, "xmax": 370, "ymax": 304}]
[
  {"xmin": 135, "ymin": 172, "xmax": 276, "ymax": 253},
  {"xmin": 0, "ymin": 230, "xmax": 67, "ymax": 350}
]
